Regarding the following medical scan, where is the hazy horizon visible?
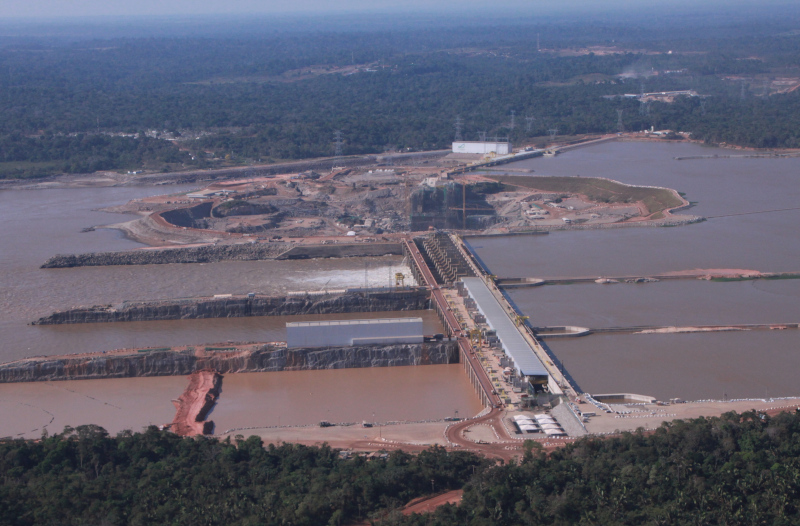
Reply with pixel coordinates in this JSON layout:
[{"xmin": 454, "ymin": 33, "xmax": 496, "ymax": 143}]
[{"xmin": 1, "ymin": 0, "xmax": 795, "ymax": 21}]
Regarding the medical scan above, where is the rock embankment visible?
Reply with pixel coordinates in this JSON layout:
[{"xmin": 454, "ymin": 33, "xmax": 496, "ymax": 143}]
[
  {"xmin": 32, "ymin": 289, "xmax": 430, "ymax": 325},
  {"xmin": 40, "ymin": 242, "xmax": 294, "ymax": 268},
  {"xmin": 0, "ymin": 341, "xmax": 459, "ymax": 383},
  {"xmin": 167, "ymin": 369, "xmax": 222, "ymax": 436}
]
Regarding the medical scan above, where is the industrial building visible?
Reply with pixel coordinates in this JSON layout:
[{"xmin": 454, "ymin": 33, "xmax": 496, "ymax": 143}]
[
  {"xmin": 286, "ymin": 317, "xmax": 424, "ymax": 348},
  {"xmin": 459, "ymin": 277, "xmax": 549, "ymax": 386},
  {"xmin": 452, "ymin": 141, "xmax": 512, "ymax": 155}
]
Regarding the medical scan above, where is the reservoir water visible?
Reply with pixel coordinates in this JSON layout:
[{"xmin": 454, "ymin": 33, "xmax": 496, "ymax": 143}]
[{"xmin": 467, "ymin": 141, "xmax": 800, "ymax": 400}]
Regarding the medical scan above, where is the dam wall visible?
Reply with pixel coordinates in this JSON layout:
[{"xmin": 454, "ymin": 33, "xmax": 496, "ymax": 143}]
[
  {"xmin": 32, "ymin": 288, "xmax": 431, "ymax": 325},
  {"xmin": 41, "ymin": 242, "xmax": 294, "ymax": 268},
  {"xmin": 0, "ymin": 341, "xmax": 459, "ymax": 383}
]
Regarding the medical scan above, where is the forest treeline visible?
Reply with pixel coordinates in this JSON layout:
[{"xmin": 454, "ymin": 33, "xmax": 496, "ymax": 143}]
[
  {"xmin": 2, "ymin": 410, "xmax": 800, "ymax": 525},
  {"xmin": 2, "ymin": 15, "xmax": 800, "ymax": 178}
]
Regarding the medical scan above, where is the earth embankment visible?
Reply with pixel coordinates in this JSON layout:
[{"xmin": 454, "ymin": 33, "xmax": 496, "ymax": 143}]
[
  {"xmin": 0, "ymin": 341, "xmax": 459, "ymax": 383},
  {"xmin": 31, "ymin": 289, "xmax": 430, "ymax": 325}
]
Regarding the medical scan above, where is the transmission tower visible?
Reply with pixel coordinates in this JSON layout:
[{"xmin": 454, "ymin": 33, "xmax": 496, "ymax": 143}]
[
  {"xmin": 616, "ymin": 110, "xmax": 624, "ymax": 133},
  {"xmin": 525, "ymin": 115, "xmax": 535, "ymax": 133},
  {"xmin": 740, "ymin": 80, "xmax": 747, "ymax": 101},
  {"xmin": 454, "ymin": 116, "xmax": 463, "ymax": 142},
  {"xmin": 537, "ymin": 33, "xmax": 540, "ymax": 52},
  {"xmin": 478, "ymin": 131, "xmax": 487, "ymax": 142},
  {"xmin": 700, "ymin": 98, "xmax": 707, "ymax": 116},
  {"xmin": 510, "ymin": 110, "xmax": 516, "ymax": 130},
  {"xmin": 332, "ymin": 130, "xmax": 344, "ymax": 169},
  {"xmin": 548, "ymin": 129, "xmax": 558, "ymax": 141}
]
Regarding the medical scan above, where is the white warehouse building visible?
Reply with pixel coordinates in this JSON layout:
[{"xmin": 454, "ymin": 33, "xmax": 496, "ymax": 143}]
[
  {"xmin": 452, "ymin": 141, "xmax": 512, "ymax": 155},
  {"xmin": 286, "ymin": 318, "xmax": 424, "ymax": 348}
]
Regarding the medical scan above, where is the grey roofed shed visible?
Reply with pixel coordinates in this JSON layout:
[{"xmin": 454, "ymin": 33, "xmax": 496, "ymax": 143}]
[{"xmin": 461, "ymin": 277, "xmax": 549, "ymax": 378}]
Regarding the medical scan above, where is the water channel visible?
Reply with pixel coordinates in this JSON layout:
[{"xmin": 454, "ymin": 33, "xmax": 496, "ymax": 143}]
[{"xmin": 467, "ymin": 141, "xmax": 800, "ymax": 401}]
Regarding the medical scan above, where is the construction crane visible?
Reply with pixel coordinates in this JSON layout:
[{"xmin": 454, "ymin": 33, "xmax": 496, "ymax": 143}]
[
  {"xmin": 446, "ymin": 182, "xmax": 495, "ymax": 230},
  {"xmin": 394, "ymin": 272, "xmax": 405, "ymax": 287},
  {"xmin": 469, "ymin": 328, "xmax": 483, "ymax": 348},
  {"xmin": 515, "ymin": 315, "xmax": 530, "ymax": 327}
]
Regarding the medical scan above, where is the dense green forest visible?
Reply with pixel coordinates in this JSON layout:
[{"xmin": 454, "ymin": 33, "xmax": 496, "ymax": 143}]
[
  {"xmin": 2, "ymin": 10, "xmax": 800, "ymax": 178},
  {"xmin": 0, "ymin": 425, "xmax": 487, "ymax": 525},
  {"xmin": 2, "ymin": 410, "xmax": 800, "ymax": 525}
]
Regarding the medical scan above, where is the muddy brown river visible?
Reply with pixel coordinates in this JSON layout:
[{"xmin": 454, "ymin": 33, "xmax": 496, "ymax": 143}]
[
  {"xmin": 0, "ymin": 184, "xmax": 477, "ymax": 436},
  {"xmin": 467, "ymin": 141, "xmax": 800, "ymax": 401}
]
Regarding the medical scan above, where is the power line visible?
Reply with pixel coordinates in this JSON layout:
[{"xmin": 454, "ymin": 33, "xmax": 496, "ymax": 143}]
[
  {"xmin": 525, "ymin": 115, "xmax": 535, "ymax": 133},
  {"xmin": 454, "ymin": 116, "xmax": 463, "ymax": 142}
]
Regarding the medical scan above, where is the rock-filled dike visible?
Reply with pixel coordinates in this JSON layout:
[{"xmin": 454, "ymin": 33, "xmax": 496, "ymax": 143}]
[
  {"xmin": 0, "ymin": 341, "xmax": 459, "ymax": 383},
  {"xmin": 40, "ymin": 242, "xmax": 294, "ymax": 268},
  {"xmin": 39, "ymin": 242, "xmax": 404, "ymax": 268},
  {"xmin": 32, "ymin": 289, "xmax": 430, "ymax": 325}
]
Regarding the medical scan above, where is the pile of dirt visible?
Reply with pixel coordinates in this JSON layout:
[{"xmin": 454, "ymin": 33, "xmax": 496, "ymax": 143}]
[{"xmin": 166, "ymin": 369, "xmax": 222, "ymax": 436}]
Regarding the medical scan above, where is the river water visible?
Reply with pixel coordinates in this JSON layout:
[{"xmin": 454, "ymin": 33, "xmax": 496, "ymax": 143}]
[
  {"xmin": 0, "ymin": 185, "xmax": 421, "ymax": 362},
  {"xmin": 212, "ymin": 365, "xmax": 483, "ymax": 433},
  {"xmin": 0, "ymin": 365, "xmax": 482, "ymax": 439},
  {"xmin": 467, "ymin": 141, "xmax": 800, "ymax": 401},
  {"xmin": 0, "ymin": 184, "xmax": 476, "ymax": 436}
]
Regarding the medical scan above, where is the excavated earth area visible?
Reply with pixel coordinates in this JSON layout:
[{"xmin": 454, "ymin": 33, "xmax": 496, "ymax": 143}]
[{"xmin": 167, "ymin": 370, "xmax": 222, "ymax": 436}]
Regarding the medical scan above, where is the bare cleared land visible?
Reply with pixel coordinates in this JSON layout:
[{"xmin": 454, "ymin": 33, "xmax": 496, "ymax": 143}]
[{"xmin": 491, "ymin": 175, "xmax": 686, "ymax": 217}]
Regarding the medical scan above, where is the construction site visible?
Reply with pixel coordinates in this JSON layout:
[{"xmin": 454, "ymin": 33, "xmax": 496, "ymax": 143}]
[
  {"xmin": 90, "ymin": 135, "xmax": 696, "ymax": 249},
  {"xmin": 6, "ymin": 134, "xmax": 799, "ymax": 457}
]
